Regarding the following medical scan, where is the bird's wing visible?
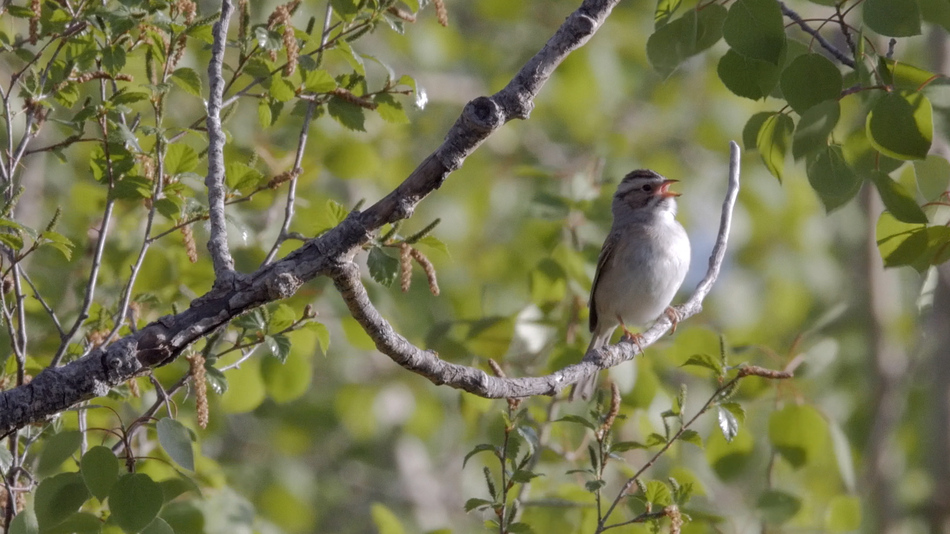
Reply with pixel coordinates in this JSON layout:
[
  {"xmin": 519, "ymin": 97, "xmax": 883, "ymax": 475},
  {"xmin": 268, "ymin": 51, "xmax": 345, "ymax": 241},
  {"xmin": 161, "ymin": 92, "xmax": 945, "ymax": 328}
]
[{"xmin": 589, "ymin": 230, "xmax": 619, "ymax": 333}]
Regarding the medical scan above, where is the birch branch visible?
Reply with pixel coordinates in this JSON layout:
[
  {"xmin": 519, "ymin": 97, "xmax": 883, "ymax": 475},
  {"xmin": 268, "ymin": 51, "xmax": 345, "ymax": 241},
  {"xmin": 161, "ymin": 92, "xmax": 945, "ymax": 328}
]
[{"xmin": 204, "ymin": 0, "xmax": 237, "ymax": 282}]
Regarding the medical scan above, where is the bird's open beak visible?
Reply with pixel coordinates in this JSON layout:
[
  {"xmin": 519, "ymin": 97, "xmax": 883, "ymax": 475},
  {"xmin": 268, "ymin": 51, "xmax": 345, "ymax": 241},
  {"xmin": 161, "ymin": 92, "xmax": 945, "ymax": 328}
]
[{"xmin": 658, "ymin": 179, "xmax": 681, "ymax": 198}]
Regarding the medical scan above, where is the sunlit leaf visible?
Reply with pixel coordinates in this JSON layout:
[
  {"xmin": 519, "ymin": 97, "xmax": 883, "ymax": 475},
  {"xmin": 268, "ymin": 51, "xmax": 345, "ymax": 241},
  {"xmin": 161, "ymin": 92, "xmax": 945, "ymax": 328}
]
[
  {"xmin": 170, "ymin": 67, "xmax": 202, "ymax": 97},
  {"xmin": 756, "ymin": 113, "xmax": 794, "ymax": 181},
  {"xmin": 866, "ymin": 91, "xmax": 933, "ymax": 160},
  {"xmin": 869, "ymin": 171, "xmax": 928, "ymax": 223}
]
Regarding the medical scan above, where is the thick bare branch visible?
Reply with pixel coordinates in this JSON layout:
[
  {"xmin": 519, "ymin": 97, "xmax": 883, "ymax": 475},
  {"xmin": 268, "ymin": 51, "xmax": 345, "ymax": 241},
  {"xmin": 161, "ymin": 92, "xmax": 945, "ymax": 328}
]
[
  {"xmin": 205, "ymin": 0, "xmax": 237, "ymax": 281},
  {"xmin": 0, "ymin": 0, "xmax": 636, "ymax": 434}
]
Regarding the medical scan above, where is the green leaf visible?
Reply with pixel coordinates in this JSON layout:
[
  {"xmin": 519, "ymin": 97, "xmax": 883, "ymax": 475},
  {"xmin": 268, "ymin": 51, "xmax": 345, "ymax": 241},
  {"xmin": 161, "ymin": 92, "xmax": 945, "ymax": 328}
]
[
  {"xmin": 756, "ymin": 113, "xmax": 794, "ymax": 181},
  {"xmin": 511, "ymin": 469, "xmax": 542, "ymax": 483},
  {"xmin": 34, "ymin": 472, "xmax": 89, "ymax": 531},
  {"xmin": 875, "ymin": 212, "xmax": 950, "ymax": 271},
  {"xmin": 807, "ymin": 145, "xmax": 861, "ymax": 212},
  {"xmin": 792, "ymin": 100, "xmax": 840, "ymax": 160},
  {"xmin": 264, "ymin": 334, "xmax": 292, "ymax": 363},
  {"xmin": 80, "ymin": 446, "xmax": 119, "ymax": 500},
  {"xmin": 234, "ymin": 308, "xmax": 268, "ymax": 332},
  {"xmin": 654, "ymin": 0, "xmax": 682, "ymax": 27},
  {"xmin": 159, "ymin": 476, "xmax": 200, "ymax": 503},
  {"xmin": 330, "ymin": 0, "xmax": 359, "ymax": 20},
  {"xmin": 914, "ymin": 155, "xmax": 950, "ymax": 200},
  {"xmin": 717, "ymin": 49, "xmax": 782, "ymax": 100},
  {"xmin": 679, "ymin": 429, "xmax": 703, "ymax": 448},
  {"xmin": 254, "ymin": 26, "xmax": 282, "ymax": 50},
  {"xmin": 869, "ymin": 171, "xmax": 928, "ymax": 223},
  {"xmin": 225, "ymin": 161, "xmax": 265, "ymax": 192},
  {"xmin": 646, "ymin": 6, "xmax": 727, "ymax": 75},
  {"xmin": 742, "ymin": 112, "xmax": 774, "ymax": 150},
  {"xmin": 313, "ymin": 199, "xmax": 349, "ymax": 234},
  {"xmin": 303, "ymin": 69, "xmax": 337, "ymax": 93},
  {"xmin": 758, "ymin": 490, "xmax": 802, "ymax": 524},
  {"xmin": 8, "ymin": 508, "xmax": 38, "ymax": 534},
  {"xmin": 866, "ymin": 91, "xmax": 933, "ymax": 160},
  {"xmin": 101, "ymin": 45, "xmax": 127, "ymax": 74},
  {"xmin": 464, "ymin": 498, "xmax": 493, "ymax": 512},
  {"xmin": 164, "ymin": 144, "xmax": 199, "ymax": 176},
  {"xmin": 375, "ymin": 93, "xmax": 409, "ymax": 124},
  {"xmin": 112, "ymin": 90, "xmax": 149, "ymax": 105},
  {"xmin": 644, "ymin": 480, "xmax": 672, "ymax": 506},
  {"xmin": 335, "ymin": 40, "xmax": 365, "ymax": 75},
  {"xmin": 154, "ymin": 197, "xmax": 184, "ymax": 220},
  {"xmin": 171, "ymin": 68, "xmax": 202, "ymax": 97},
  {"xmin": 111, "ymin": 176, "xmax": 154, "ymax": 200},
  {"xmin": 780, "ymin": 54, "xmax": 843, "ymax": 114},
  {"xmin": 768, "ymin": 404, "xmax": 828, "ymax": 468},
  {"xmin": 717, "ymin": 405, "xmax": 740, "ymax": 442},
  {"xmin": 269, "ymin": 304, "xmax": 296, "ymax": 332},
  {"xmin": 305, "ymin": 321, "xmax": 330, "ymax": 355},
  {"xmin": 864, "ymin": 0, "xmax": 922, "ymax": 36},
  {"xmin": 462, "ymin": 443, "xmax": 498, "ymax": 468},
  {"xmin": 879, "ymin": 57, "xmax": 945, "ymax": 90},
  {"xmin": 610, "ymin": 441, "xmax": 648, "ymax": 452},
  {"xmin": 42, "ymin": 512, "xmax": 100, "ymax": 534},
  {"xmin": 156, "ymin": 418, "xmax": 196, "ymax": 471},
  {"xmin": 268, "ymin": 77, "xmax": 296, "ymax": 102},
  {"xmin": 368, "ymin": 247, "xmax": 399, "ymax": 286},
  {"xmin": 416, "ymin": 235, "xmax": 449, "ymax": 256},
  {"xmin": 556, "ymin": 414, "xmax": 597, "ymax": 431},
  {"xmin": 722, "ymin": 0, "xmax": 786, "ymax": 65},
  {"xmin": 141, "ymin": 517, "xmax": 175, "ymax": 534},
  {"xmin": 328, "ymin": 96, "xmax": 366, "ymax": 132},
  {"xmin": 204, "ymin": 366, "xmax": 228, "ymax": 394},
  {"xmin": 681, "ymin": 353, "xmax": 723, "ymax": 374},
  {"xmin": 109, "ymin": 473, "xmax": 164, "ymax": 533},
  {"xmin": 6, "ymin": 5, "xmax": 37, "ymax": 17},
  {"xmin": 257, "ymin": 98, "xmax": 274, "ymax": 127},
  {"xmin": 37, "ymin": 430, "xmax": 82, "ymax": 477}
]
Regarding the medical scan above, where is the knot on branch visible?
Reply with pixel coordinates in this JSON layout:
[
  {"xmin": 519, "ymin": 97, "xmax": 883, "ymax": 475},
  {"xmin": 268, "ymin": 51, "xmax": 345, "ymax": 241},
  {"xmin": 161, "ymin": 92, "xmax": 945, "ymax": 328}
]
[
  {"xmin": 462, "ymin": 96, "xmax": 503, "ymax": 132},
  {"xmin": 266, "ymin": 270, "xmax": 303, "ymax": 300},
  {"xmin": 102, "ymin": 337, "xmax": 141, "ymax": 383},
  {"xmin": 569, "ymin": 13, "xmax": 596, "ymax": 37}
]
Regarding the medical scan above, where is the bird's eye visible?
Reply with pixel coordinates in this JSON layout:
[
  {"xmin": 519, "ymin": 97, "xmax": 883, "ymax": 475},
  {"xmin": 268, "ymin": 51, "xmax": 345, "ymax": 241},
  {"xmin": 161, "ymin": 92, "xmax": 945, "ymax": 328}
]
[{"xmin": 641, "ymin": 184, "xmax": 653, "ymax": 192}]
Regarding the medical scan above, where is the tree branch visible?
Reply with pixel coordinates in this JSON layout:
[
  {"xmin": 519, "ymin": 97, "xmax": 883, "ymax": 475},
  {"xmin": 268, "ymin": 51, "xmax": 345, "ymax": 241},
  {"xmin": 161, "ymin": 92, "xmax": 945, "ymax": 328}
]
[
  {"xmin": 204, "ymin": 0, "xmax": 237, "ymax": 282},
  {"xmin": 330, "ymin": 142, "xmax": 741, "ymax": 398},
  {"xmin": 0, "ymin": 0, "xmax": 636, "ymax": 435},
  {"xmin": 778, "ymin": 0, "xmax": 856, "ymax": 69}
]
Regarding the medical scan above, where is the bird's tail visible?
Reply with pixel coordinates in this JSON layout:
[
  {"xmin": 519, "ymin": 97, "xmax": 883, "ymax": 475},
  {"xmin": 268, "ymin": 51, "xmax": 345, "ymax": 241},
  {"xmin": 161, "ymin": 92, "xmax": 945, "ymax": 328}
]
[{"xmin": 569, "ymin": 329, "xmax": 612, "ymax": 401}]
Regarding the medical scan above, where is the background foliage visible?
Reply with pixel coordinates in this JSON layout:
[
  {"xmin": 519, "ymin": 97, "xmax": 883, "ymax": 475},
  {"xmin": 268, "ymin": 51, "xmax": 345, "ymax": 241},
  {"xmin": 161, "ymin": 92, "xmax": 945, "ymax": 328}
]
[{"xmin": 1, "ymin": 0, "xmax": 949, "ymax": 532}]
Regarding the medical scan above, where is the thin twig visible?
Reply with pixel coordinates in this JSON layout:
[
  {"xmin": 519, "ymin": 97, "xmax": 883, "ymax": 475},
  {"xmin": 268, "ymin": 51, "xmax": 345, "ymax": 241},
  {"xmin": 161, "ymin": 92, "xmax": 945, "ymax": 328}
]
[
  {"xmin": 778, "ymin": 0, "xmax": 856, "ymax": 69},
  {"xmin": 51, "ymin": 199, "xmax": 115, "ymax": 367},
  {"xmin": 20, "ymin": 271, "xmax": 64, "ymax": 337},
  {"xmin": 204, "ymin": 0, "xmax": 237, "ymax": 281}
]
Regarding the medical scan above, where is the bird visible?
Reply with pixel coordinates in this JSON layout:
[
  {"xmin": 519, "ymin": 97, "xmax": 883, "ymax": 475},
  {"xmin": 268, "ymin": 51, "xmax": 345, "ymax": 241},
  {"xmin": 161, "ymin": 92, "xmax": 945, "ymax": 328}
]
[{"xmin": 570, "ymin": 169, "xmax": 691, "ymax": 401}]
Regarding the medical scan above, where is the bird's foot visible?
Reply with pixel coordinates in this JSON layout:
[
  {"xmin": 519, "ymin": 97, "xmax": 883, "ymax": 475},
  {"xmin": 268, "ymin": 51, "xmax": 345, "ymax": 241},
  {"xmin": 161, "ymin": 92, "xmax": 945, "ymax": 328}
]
[
  {"xmin": 664, "ymin": 306, "xmax": 683, "ymax": 334},
  {"xmin": 620, "ymin": 328, "xmax": 645, "ymax": 353}
]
